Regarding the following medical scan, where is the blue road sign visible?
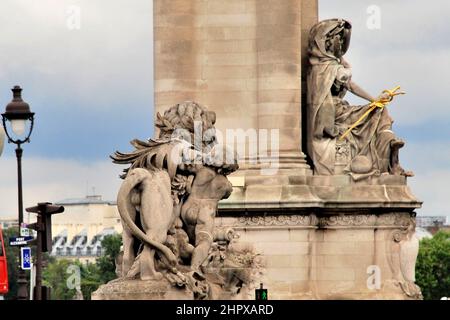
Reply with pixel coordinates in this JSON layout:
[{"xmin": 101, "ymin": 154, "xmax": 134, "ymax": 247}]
[
  {"xmin": 21, "ymin": 247, "xmax": 32, "ymax": 270},
  {"xmin": 9, "ymin": 236, "xmax": 34, "ymax": 246}
]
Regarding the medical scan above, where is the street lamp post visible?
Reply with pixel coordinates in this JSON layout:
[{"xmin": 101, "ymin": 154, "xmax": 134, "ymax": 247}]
[{"xmin": 2, "ymin": 86, "xmax": 35, "ymax": 300}]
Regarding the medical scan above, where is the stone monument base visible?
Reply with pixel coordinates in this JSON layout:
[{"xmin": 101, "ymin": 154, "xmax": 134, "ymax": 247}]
[
  {"xmin": 92, "ymin": 240, "xmax": 264, "ymax": 300},
  {"xmin": 92, "ymin": 278, "xmax": 193, "ymax": 300},
  {"xmin": 216, "ymin": 174, "xmax": 423, "ymax": 300}
]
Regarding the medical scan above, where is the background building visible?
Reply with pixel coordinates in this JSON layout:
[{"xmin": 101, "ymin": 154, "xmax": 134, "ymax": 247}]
[
  {"xmin": 416, "ymin": 216, "xmax": 449, "ymax": 235},
  {"xmin": 0, "ymin": 217, "xmax": 18, "ymax": 230},
  {"xmin": 416, "ymin": 216, "xmax": 448, "ymax": 228},
  {"xmin": 51, "ymin": 195, "xmax": 122, "ymax": 263},
  {"xmin": 1, "ymin": 195, "xmax": 122, "ymax": 263}
]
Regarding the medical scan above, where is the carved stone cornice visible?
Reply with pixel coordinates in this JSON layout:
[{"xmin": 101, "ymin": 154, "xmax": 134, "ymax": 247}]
[
  {"xmin": 319, "ymin": 213, "xmax": 414, "ymax": 228},
  {"xmin": 233, "ymin": 212, "xmax": 415, "ymax": 229},
  {"xmin": 237, "ymin": 214, "xmax": 318, "ymax": 227}
]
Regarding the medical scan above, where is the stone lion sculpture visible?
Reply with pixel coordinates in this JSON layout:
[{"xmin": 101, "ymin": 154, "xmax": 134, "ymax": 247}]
[{"xmin": 99, "ymin": 102, "xmax": 260, "ymax": 299}]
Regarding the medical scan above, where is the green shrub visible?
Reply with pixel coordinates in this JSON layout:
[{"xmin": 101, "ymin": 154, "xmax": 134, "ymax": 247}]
[{"xmin": 416, "ymin": 231, "xmax": 450, "ymax": 300}]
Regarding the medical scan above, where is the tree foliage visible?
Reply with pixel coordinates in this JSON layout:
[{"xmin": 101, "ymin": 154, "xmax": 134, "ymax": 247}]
[
  {"xmin": 416, "ymin": 230, "xmax": 450, "ymax": 300},
  {"xmin": 43, "ymin": 233, "xmax": 122, "ymax": 300},
  {"xmin": 96, "ymin": 234, "xmax": 122, "ymax": 284},
  {"xmin": 2, "ymin": 228, "xmax": 122, "ymax": 300},
  {"xmin": 43, "ymin": 258, "xmax": 80, "ymax": 300}
]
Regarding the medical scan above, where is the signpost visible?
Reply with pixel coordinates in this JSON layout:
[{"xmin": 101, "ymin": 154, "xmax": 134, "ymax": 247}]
[
  {"xmin": 21, "ymin": 247, "xmax": 32, "ymax": 270},
  {"xmin": 5, "ymin": 202, "xmax": 65, "ymax": 300},
  {"xmin": 26, "ymin": 202, "xmax": 64, "ymax": 300},
  {"xmin": 20, "ymin": 223, "xmax": 32, "ymax": 237},
  {"xmin": 9, "ymin": 236, "xmax": 34, "ymax": 246},
  {"xmin": 29, "ymin": 263, "xmax": 36, "ymax": 300}
]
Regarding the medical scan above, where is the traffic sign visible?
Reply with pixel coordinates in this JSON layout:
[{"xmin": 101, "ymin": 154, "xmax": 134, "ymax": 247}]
[
  {"xmin": 20, "ymin": 223, "xmax": 31, "ymax": 237},
  {"xmin": 21, "ymin": 247, "xmax": 32, "ymax": 270},
  {"xmin": 9, "ymin": 236, "xmax": 34, "ymax": 246}
]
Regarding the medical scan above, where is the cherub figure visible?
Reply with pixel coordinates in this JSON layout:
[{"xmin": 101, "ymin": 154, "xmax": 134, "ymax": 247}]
[{"xmin": 180, "ymin": 164, "xmax": 235, "ymax": 275}]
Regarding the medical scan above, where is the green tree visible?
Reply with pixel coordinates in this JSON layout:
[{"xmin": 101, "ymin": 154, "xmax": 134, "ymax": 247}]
[
  {"xmin": 5, "ymin": 232, "xmax": 123, "ymax": 300},
  {"xmin": 75, "ymin": 234, "xmax": 122, "ymax": 299},
  {"xmin": 42, "ymin": 233, "xmax": 122, "ymax": 300},
  {"xmin": 416, "ymin": 231, "xmax": 450, "ymax": 300},
  {"xmin": 96, "ymin": 234, "xmax": 122, "ymax": 283},
  {"xmin": 79, "ymin": 262, "xmax": 102, "ymax": 300},
  {"xmin": 43, "ymin": 258, "xmax": 80, "ymax": 300}
]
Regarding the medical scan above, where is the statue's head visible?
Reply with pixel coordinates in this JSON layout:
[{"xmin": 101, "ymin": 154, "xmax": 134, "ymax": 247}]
[
  {"xmin": 155, "ymin": 101, "xmax": 217, "ymax": 150},
  {"xmin": 309, "ymin": 19, "xmax": 352, "ymax": 60}
]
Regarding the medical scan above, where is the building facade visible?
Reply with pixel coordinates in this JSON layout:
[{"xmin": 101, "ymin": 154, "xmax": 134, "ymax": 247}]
[
  {"xmin": 0, "ymin": 217, "xmax": 18, "ymax": 230},
  {"xmin": 51, "ymin": 195, "xmax": 122, "ymax": 262}
]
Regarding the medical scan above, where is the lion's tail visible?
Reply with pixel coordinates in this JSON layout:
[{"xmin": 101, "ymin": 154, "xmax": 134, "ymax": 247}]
[{"xmin": 117, "ymin": 168, "xmax": 178, "ymax": 267}]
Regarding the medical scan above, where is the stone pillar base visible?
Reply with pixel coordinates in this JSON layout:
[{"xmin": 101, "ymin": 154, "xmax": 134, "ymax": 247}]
[
  {"xmin": 215, "ymin": 212, "xmax": 422, "ymax": 300},
  {"xmin": 91, "ymin": 278, "xmax": 193, "ymax": 300},
  {"xmin": 217, "ymin": 174, "xmax": 423, "ymax": 300}
]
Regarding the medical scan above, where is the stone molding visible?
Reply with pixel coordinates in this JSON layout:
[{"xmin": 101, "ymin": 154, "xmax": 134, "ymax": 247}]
[
  {"xmin": 219, "ymin": 174, "xmax": 422, "ymax": 212},
  {"xmin": 237, "ymin": 214, "xmax": 318, "ymax": 227},
  {"xmin": 234, "ymin": 212, "xmax": 415, "ymax": 229}
]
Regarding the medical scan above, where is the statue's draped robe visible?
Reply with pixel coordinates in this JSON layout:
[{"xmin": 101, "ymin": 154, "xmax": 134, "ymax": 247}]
[{"xmin": 307, "ymin": 20, "xmax": 396, "ymax": 175}]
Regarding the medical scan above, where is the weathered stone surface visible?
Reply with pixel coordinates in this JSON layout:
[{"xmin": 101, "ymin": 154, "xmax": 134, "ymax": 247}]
[
  {"xmin": 154, "ymin": 0, "xmax": 317, "ymax": 171},
  {"xmin": 92, "ymin": 278, "xmax": 193, "ymax": 300},
  {"xmin": 220, "ymin": 174, "xmax": 421, "ymax": 211},
  {"xmin": 214, "ymin": 211, "xmax": 422, "ymax": 299},
  {"xmin": 307, "ymin": 19, "xmax": 412, "ymax": 179}
]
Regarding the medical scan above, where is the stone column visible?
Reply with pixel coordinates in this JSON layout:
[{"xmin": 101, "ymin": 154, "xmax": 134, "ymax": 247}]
[
  {"xmin": 154, "ymin": 0, "xmax": 318, "ymax": 175},
  {"xmin": 153, "ymin": 0, "xmax": 202, "ymax": 107},
  {"xmin": 254, "ymin": 0, "xmax": 318, "ymax": 174},
  {"xmin": 154, "ymin": 0, "xmax": 259, "ymax": 153}
]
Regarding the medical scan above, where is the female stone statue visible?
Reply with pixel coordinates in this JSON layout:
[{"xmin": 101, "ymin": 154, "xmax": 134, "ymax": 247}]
[{"xmin": 307, "ymin": 19, "xmax": 412, "ymax": 177}]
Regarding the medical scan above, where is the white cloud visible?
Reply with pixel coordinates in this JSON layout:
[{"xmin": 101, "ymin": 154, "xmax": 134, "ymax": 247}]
[
  {"xmin": 401, "ymin": 141, "xmax": 450, "ymax": 218},
  {"xmin": 355, "ymin": 50, "xmax": 450, "ymax": 126},
  {"xmin": 408, "ymin": 170, "xmax": 450, "ymax": 217},
  {"xmin": 0, "ymin": 156, "xmax": 122, "ymax": 218},
  {"xmin": 0, "ymin": 0, "xmax": 154, "ymax": 112},
  {"xmin": 0, "ymin": 0, "xmax": 152, "ymax": 219}
]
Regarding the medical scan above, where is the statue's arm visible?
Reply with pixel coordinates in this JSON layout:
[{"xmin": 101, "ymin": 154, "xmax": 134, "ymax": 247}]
[
  {"xmin": 347, "ymin": 81, "xmax": 375, "ymax": 103},
  {"xmin": 178, "ymin": 141, "xmax": 238, "ymax": 175},
  {"xmin": 340, "ymin": 58, "xmax": 375, "ymax": 103}
]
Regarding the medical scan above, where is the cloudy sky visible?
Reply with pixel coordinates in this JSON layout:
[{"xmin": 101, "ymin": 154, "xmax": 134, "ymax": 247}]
[{"xmin": 0, "ymin": 0, "xmax": 449, "ymax": 220}]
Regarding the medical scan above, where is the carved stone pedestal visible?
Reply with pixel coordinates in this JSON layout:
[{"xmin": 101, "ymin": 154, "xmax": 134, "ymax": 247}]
[
  {"xmin": 92, "ymin": 278, "xmax": 193, "ymax": 300},
  {"xmin": 92, "ymin": 241, "xmax": 265, "ymax": 300},
  {"xmin": 218, "ymin": 175, "xmax": 423, "ymax": 300}
]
